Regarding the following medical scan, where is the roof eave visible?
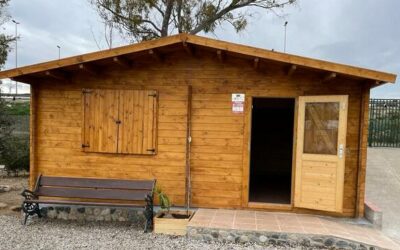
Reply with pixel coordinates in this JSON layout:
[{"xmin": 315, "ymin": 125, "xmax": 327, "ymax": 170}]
[{"xmin": 0, "ymin": 33, "xmax": 396, "ymax": 84}]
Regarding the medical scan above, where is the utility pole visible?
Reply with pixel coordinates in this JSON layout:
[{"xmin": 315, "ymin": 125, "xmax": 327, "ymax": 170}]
[
  {"xmin": 12, "ymin": 20, "xmax": 19, "ymax": 98},
  {"xmin": 284, "ymin": 21, "xmax": 288, "ymax": 53},
  {"xmin": 57, "ymin": 45, "xmax": 61, "ymax": 59}
]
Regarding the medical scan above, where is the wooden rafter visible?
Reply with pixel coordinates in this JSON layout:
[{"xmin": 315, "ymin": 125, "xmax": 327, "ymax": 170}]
[
  {"xmin": 322, "ymin": 72, "xmax": 337, "ymax": 83},
  {"xmin": 287, "ymin": 65, "xmax": 297, "ymax": 76},
  {"xmin": 148, "ymin": 49, "xmax": 163, "ymax": 62},
  {"xmin": 113, "ymin": 56, "xmax": 131, "ymax": 68},
  {"xmin": 253, "ymin": 58, "xmax": 260, "ymax": 69},
  {"xmin": 45, "ymin": 70, "xmax": 69, "ymax": 81},
  {"xmin": 78, "ymin": 64, "xmax": 98, "ymax": 75},
  {"xmin": 216, "ymin": 50, "xmax": 224, "ymax": 63}
]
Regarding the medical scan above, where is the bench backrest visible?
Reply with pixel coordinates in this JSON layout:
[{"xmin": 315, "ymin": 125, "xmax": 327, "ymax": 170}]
[{"xmin": 34, "ymin": 175, "xmax": 156, "ymax": 202}]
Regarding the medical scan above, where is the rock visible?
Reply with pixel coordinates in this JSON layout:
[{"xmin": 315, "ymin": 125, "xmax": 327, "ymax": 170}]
[
  {"xmin": 0, "ymin": 202, "xmax": 7, "ymax": 209},
  {"xmin": 239, "ymin": 235, "xmax": 249, "ymax": 243},
  {"xmin": 85, "ymin": 208, "xmax": 93, "ymax": 215},
  {"xmin": 211, "ymin": 231, "xmax": 218, "ymax": 238},
  {"xmin": 100, "ymin": 208, "xmax": 110, "ymax": 216},
  {"xmin": 0, "ymin": 185, "xmax": 11, "ymax": 192},
  {"xmin": 77, "ymin": 207, "xmax": 85, "ymax": 213},
  {"xmin": 324, "ymin": 238, "xmax": 335, "ymax": 247},
  {"xmin": 10, "ymin": 205, "xmax": 21, "ymax": 212},
  {"xmin": 203, "ymin": 234, "xmax": 213, "ymax": 242},
  {"xmin": 226, "ymin": 235, "xmax": 235, "ymax": 242},
  {"xmin": 47, "ymin": 209, "xmax": 57, "ymax": 219},
  {"xmin": 259, "ymin": 235, "xmax": 268, "ymax": 243},
  {"xmin": 336, "ymin": 240, "xmax": 349, "ymax": 248}
]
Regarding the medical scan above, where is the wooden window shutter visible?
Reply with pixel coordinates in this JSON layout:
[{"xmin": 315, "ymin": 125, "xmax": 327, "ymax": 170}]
[
  {"xmin": 118, "ymin": 90, "xmax": 157, "ymax": 154},
  {"xmin": 82, "ymin": 89, "xmax": 119, "ymax": 153}
]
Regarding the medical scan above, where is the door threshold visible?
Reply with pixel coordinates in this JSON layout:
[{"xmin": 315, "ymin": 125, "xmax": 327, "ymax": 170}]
[{"xmin": 248, "ymin": 202, "xmax": 292, "ymax": 211}]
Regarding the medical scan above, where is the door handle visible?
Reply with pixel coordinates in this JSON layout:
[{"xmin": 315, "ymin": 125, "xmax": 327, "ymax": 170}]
[{"xmin": 338, "ymin": 144, "xmax": 344, "ymax": 158}]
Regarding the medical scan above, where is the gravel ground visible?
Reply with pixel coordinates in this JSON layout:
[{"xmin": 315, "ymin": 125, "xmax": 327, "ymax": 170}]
[
  {"xmin": 0, "ymin": 215, "xmax": 306, "ymax": 250},
  {"xmin": 0, "ymin": 177, "xmax": 27, "ymax": 215}
]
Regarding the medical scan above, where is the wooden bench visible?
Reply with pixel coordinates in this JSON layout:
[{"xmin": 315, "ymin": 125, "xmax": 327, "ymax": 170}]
[{"xmin": 21, "ymin": 175, "xmax": 156, "ymax": 232}]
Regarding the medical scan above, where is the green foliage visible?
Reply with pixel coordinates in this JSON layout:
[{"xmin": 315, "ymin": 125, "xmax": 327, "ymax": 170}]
[
  {"xmin": 0, "ymin": 135, "xmax": 29, "ymax": 172},
  {"xmin": 90, "ymin": 0, "xmax": 297, "ymax": 42},
  {"xmin": 0, "ymin": 98, "xmax": 29, "ymax": 173},
  {"xmin": 3, "ymin": 102, "xmax": 30, "ymax": 115},
  {"xmin": 154, "ymin": 186, "xmax": 171, "ymax": 212},
  {"xmin": 0, "ymin": 0, "xmax": 15, "ymax": 68}
]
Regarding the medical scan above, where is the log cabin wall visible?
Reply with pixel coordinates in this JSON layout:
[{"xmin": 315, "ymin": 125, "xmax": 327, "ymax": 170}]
[{"xmin": 32, "ymin": 50, "xmax": 364, "ymax": 217}]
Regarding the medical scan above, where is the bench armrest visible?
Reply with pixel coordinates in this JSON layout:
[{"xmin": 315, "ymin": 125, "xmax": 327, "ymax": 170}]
[{"xmin": 21, "ymin": 189, "xmax": 38, "ymax": 200}]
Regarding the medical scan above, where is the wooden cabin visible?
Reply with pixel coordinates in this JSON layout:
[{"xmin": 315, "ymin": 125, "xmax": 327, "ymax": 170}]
[{"xmin": 0, "ymin": 34, "xmax": 396, "ymax": 218}]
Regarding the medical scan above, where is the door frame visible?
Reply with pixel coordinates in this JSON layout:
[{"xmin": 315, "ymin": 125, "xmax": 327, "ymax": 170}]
[{"xmin": 242, "ymin": 95, "xmax": 298, "ymax": 210}]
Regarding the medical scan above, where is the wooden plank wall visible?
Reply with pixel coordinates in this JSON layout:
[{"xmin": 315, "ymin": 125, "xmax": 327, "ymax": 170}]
[{"xmin": 33, "ymin": 51, "xmax": 364, "ymax": 216}]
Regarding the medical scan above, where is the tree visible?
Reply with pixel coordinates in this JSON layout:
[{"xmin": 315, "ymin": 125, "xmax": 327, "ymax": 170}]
[
  {"xmin": 0, "ymin": 0, "xmax": 15, "ymax": 68},
  {"xmin": 90, "ymin": 0, "xmax": 296, "ymax": 42},
  {"xmin": 0, "ymin": 95, "xmax": 30, "ymax": 174}
]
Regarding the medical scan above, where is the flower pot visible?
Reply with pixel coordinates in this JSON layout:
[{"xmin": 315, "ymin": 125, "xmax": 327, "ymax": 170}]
[{"xmin": 153, "ymin": 210, "xmax": 194, "ymax": 235}]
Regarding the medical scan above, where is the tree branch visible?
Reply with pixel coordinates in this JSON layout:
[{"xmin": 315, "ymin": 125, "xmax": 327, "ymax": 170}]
[
  {"xmin": 98, "ymin": 2, "xmax": 162, "ymax": 33},
  {"xmin": 161, "ymin": 0, "xmax": 174, "ymax": 36}
]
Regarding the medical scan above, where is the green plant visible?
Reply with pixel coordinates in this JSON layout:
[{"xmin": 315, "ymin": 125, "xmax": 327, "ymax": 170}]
[{"xmin": 154, "ymin": 186, "xmax": 171, "ymax": 213}]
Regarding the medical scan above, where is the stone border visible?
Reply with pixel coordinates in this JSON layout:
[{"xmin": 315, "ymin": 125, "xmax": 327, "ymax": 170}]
[
  {"xmin": 39, "ymin": 206, "xmax": 146, "ymax": 225},
  {"xmin": 364, "ymin": 200, "xmax": 383, "ymax": 229},
  {"xmin": 187, "ymin": 226, "xmax": 382, "ymax": 250}
]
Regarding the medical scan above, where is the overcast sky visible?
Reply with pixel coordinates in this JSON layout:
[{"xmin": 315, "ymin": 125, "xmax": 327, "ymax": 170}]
[{"xmin": 1, "ymin": 0, "xmax": 399, "ymax": 97}]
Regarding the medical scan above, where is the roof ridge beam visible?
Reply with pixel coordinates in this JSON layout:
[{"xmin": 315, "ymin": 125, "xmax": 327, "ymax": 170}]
[{"xmin": 182, "ymin": 40, "xmax": 195, "ymax": 56}]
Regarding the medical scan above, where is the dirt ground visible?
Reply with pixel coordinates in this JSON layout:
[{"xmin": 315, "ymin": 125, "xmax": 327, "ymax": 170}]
[{"xmin": 0, "ymin": 176, "xmax": 28, "ymax": 215}]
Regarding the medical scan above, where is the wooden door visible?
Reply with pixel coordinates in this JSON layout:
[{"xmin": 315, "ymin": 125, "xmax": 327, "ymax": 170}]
[
  {"xmin": 82, "ymin": 89, "xmax": 119, "ymax": 153},
  {"xmin": 118, "ymin": 90, "xmax": 157, "ymax": 154},
  {"xmin": 294, "ymin": 95, "xmax": 348, "ymax": 212}
]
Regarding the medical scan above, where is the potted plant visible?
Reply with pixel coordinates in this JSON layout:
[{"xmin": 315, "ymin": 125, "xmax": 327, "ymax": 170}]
[{"xmin": 153, "ymin": 186, "xmax": 194, "ymax": 235}]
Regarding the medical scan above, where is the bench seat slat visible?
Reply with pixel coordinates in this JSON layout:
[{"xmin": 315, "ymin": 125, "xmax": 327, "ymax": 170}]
[
  {"xmin": 40, "ymin": 176, "xmax": 154, "ymax": 190},
  {"xmin": 27, "ymin": 200, "xmax": 145, "ymax": 207},
  {"xmin": 37, "ymin": 187, "xmax": 151, "ymax": 201}
]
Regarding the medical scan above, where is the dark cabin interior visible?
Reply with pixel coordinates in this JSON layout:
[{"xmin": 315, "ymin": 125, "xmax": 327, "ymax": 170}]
[{"xmin": 249, "ymin": 98, "xmax": 295, "ymax": 204}]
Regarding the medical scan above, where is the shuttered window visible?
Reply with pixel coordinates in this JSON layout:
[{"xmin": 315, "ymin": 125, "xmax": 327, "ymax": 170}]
[{"xmin": 82, "ymin": 89, "xmax": 157, "ymax": 155}]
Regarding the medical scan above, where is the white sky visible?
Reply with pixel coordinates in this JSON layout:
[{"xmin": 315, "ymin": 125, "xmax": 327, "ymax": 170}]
[{"xmin": 1, "ymin": 0, "xmax": 399, "ymax": 98}]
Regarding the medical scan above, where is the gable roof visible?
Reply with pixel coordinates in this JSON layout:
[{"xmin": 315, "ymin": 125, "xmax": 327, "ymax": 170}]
[{"xmin": 0, "ymin": 33, "xmax": 396, "ymax": 84}]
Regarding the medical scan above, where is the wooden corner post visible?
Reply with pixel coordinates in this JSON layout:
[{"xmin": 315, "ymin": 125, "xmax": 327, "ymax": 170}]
[
  {"xmin": 185, "ymin": 85, "xmax": 193, "ymax": 210},
  {"xmin": 29, "ymin": 85, "xmax": 38, "ymax": 189},
  {"xmin": 355, "ymin": 83, "xmax": 371, "ymax": 217}
]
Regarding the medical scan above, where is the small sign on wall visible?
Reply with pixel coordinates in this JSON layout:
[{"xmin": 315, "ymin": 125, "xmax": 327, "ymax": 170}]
[{"xmin": 232, "ymin": 93, "xmax": 245, "ymax": 113}]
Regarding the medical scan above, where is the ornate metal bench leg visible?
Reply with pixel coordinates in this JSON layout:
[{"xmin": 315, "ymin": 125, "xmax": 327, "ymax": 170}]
[
  {"xmin": 144, "ymin": 194, "xmax": 154, "ymax": 233},
  {"xmin": 23, "ymin": 212, "xmax": 29, "ymax": 225},
  {"xmin": 22, "ymin": 202, "xmax": 40, "ymax": 225}
]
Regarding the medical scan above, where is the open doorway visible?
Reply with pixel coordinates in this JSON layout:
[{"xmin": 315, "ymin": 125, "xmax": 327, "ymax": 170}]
[{"xmin": 249, "ymin": 98, "xmax": 295, "ymax": 204}]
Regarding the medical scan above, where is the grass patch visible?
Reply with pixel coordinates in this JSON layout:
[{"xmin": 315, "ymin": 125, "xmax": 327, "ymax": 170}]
[{"xmin": 3, "ymin": 102, "xmax": 30, "ymax": 115}]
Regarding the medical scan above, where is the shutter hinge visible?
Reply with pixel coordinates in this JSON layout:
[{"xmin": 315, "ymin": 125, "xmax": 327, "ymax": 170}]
[
  {"xmin": 82, "ymin": 143, "xmax": 90, "ymax": 148},
  {"xmin": 148, "ymin": 93, "xmax": 157, "ymax": 97},
  {"xmin": 146, "ymin": 149, "xmax": 156, "ymax": 153},
  {"xmin": 82, "ymin": 89, "xmax": 93, "ymax": 94}
]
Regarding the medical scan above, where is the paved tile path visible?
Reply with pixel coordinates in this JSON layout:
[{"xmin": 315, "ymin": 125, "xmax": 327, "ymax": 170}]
[
  {"xmin": 366, "ymin": 148, "xmax": 400, "ymax": 243},
  {"xmin": 189, "ymin": 209, "xmax": 399, "ymax": 249}
]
